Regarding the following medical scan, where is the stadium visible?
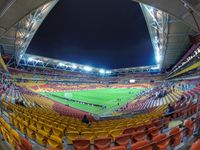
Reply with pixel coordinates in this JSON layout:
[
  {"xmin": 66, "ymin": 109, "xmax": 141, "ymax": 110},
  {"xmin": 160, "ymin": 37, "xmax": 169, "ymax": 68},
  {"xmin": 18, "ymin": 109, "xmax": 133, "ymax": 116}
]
[{"xmin": 0, "ymin": 0, "xmax": 200, "ymax": 150}]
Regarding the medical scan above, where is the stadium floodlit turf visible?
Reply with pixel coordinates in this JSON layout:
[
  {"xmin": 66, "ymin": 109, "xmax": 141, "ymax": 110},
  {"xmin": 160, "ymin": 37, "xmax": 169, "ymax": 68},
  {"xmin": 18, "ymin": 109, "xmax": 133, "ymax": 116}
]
[{"xmin": 41, "ymin": 88, "xmax": 144, "ymax": 115}]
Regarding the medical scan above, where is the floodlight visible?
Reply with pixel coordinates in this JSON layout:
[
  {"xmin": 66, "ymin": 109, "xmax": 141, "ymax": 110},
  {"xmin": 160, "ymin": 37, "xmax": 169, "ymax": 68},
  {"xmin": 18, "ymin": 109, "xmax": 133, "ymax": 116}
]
[
  {"xmin": 83, "ymin": 66, "xmax": 92, "ymax": 71},
  {"xmin": 156, "ymin": 54, "xmax": 161, "ymax": 63},
  {"xmin": 129, "ymin": 79, "xmax": 136, "ymax": 83},
  {"xmin": 99, "ymin": 69, "xmax": 105, "ymax": 74},
  {"xmin": 106, "ymin": 70, "xmax": 111, "ymax": 74},
  {"xmin": 72, "ymin": 64, "xmax": 77, "ymax": 69},
  {"xmin": 28, "ymin": 58, "xmax": 34, "ymax": 62},
  {"xmin": 58, "ymin": 63, "xmax": 65, "ymax": 66}
]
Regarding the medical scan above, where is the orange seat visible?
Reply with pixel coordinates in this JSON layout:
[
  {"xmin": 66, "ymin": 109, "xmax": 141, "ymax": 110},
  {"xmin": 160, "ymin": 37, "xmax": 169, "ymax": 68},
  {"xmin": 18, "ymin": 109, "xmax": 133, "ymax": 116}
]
[
  {"xmin": 19, "ymin": 137, "xmax": 32, "ymax": 150},
  {"xmin": 132, "ymin": 131, "xmax": 146, "ymax": 142},
  {"xmin": 148, "ymin": 127, "xmax": 159, "ymax": 139},
  {"xmin": 169, "ymin": 127, "xmax": 182, "ymax": 147},
  {"xmin": 115, "ymin": 134, "xmax": 130, "ymax": 147},
  {"xmin": 184, "ymin": 119, "xmax": 194, "ymax": 137},
  {"xmin": 94, "ymin": 137, "xmax": 111, "ymax": 150},
  {"xmin": 131, "ymin": 140, "xmax": 152, "ymax": 150},
  {"xmin": 152, "ymin": 133, "xmax": 170, "ymax": 150},
  {"xmin": 190, "ymin": 139, "xmax": 200, "ymax": 150},
  {"xmin": 123, "ymin": 127, "xmax": 135, "ymax": 134},
  {"xmin": 135, "ymin": 125, "xmax": 146, "ymax": 132},
  {"xmin": 106, "ymin": 146, "xmax": 126, "ymax": 150},
  {"xmin": 73, "ymin": 139, "xmax": 90, "ymax": 150}
]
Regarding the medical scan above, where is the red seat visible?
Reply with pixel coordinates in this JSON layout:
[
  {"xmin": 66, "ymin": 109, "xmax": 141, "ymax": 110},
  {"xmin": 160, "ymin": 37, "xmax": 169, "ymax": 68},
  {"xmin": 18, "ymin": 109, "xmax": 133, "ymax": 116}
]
[
  {"xmin": 18, "ymin": 137, "xmax": 32, "ymax": 150},
  {"xmin": 148, "ymin": 127, "xmax": 159, "ymax": 139},
  {"xmin": 123, "ymin": 127, "xmax": 135, "ymax": 134},
  {"xmin": 132, "ymin": 131, "xmax": 146, "ymax": 142},
  {"xmin": 106, "ymin": 146, "xmax": 126, "ymax": 150},
  {"xmin": 135, "ymin": 125, "xmax": 146, "ymax": 132},
  {"xmin": 94, "ymin": 137, "xmax": 111, "ymax": 150},
  {"xmin": 73, "ymin": 139, "xmax": 90, "ymax": 150},
  {"xmin": 152, "ymin": 133, "xmax": 170, "ymax": 150},
  {"xmin": 184, "ymin": 119, "xmax": 194, "ymax": 137},
  {"xmin": 115, "ymin": 134, "xmax": 130, "ymax": 147},
  {"xmin": 131, "ymin": 139, "xmax": 152, "ymax": 150},
  {"xmin": 190, "ymin": 139, "xmax": 200, "ymax": 150},
  {"xmin": 169, "ymin": 127, "xmax": 183, "ymax": 147}
]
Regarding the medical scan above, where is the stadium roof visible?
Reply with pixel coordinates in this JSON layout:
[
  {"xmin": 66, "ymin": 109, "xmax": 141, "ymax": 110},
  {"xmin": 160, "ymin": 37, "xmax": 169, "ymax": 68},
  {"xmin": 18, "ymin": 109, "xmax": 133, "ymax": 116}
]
[{"xmin": 0, "ymin": 0, "xmax": 199, "ymax": 73}]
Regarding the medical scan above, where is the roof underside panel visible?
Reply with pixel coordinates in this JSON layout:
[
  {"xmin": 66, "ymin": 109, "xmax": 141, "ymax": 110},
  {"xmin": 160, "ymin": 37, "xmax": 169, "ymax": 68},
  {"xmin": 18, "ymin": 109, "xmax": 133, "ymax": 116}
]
[
  {"xmin": 136, "ymin": 0, "xmax": 200, "ymax": 32},
  {"xmin": 0, "ymin": 0, "xmax": 53, "ymax": 37}
]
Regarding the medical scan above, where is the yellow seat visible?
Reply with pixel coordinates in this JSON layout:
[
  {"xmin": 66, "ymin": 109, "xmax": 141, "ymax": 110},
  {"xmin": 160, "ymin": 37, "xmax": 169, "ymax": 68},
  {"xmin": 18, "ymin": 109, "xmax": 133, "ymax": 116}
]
[
  {"xmin": 95, "ymin": 131, "xmax": 109, "ymax": 138},
  {"xmin": 22, "ymin": 120, "xmax": 29, "ymax": 127},
  {"xmin": 29, "ymin": 119, "xmax": 36, "ymax": 126},
  {"xmin": 109, "ymin": 129, "xmax": 123, "ymax": 141},
  {"xmin": 47, "ymin": 135, "xmax": 63, "ymax": 149},
  {"xmin": 35, "ymin": 129, "xmax": 48, "ymax": 145},
  {"xmin": 52, "ymin": 127, "xmax": 64, "ymax": 138},
  {"xmin": 66, "ymin": 131, "xmax": 80, "ymax": 144},
  {"xmin": 0, "ymin": 117, "xmax": 5, "ymax": 125},
  {"xmin": 43, "ymin": 124, "xmax": 52, "ymax": 133},
  {"xmin": 66, "ymin": 126, "xmax": 77, "ymax": 132},
  {"xmin": 36, "ymin": 121, "xmax": 44, "ymax": 130},
  {"xmin": 27, "ymin": 127, "xmax": 36, "ymax": 140},
  {"xmin": 81, "ymin": 131, "xmax": 95, "ymax": 144},
  {"xmin": 13, "ymin": 119, "xmax": 19, "ymax": 129},
  {"xmin": 19, "ymin": 122, "xmax": 26, "ymax": 134},
  {"xmin": 9, "ymin": 114, "xmax": 14, "ymax": 125},
  {"xmin": 1, "ymin": 127, "xmax": 8, "ymax": 141},
  {"xmin": 11, "ymin": 129, "xmax": 21, "ymax": 145},
  {"xmin": 4, "ymin": 122, "xmax": 11, "ymax": 132},
  {"xmin": 7, "ymin": 133, "xmax": 16, "ymax": 150}
]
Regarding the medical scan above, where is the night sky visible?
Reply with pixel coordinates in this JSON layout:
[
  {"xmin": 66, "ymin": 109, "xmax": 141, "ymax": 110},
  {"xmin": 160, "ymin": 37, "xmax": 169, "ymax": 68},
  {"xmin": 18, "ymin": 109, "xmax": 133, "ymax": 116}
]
[{"xmin": 27, "ymin": 0, "xmax": 155, "ymax": 69}]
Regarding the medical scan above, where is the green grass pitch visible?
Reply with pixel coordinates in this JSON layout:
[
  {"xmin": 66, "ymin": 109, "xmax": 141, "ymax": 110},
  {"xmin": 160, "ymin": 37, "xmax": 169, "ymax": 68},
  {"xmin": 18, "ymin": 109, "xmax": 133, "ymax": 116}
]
[{"xmin": 40, "ymin": 88, "xmax": 144, "ymax": 115}]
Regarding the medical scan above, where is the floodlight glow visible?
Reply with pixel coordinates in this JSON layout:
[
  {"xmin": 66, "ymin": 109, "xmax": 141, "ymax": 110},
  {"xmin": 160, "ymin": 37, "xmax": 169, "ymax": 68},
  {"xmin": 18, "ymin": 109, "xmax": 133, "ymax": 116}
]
[
  {"xmin": 58, "ymin": 63, "xmax": 65, "ymax": 67},
  {"xmin": 156, "ymin": 54, "xmax": 161, "ymax": 63},
  {"xmin": 129, "ymin": 79, "xmax": 136, "ymax": 83},
  {"xmin": 28, "ymin": 58, "xmax": 34, "ymax": 62},
  {"xmin": 72, "ymin": 64, "xmax": 77, "ymax": 69},
  {"xmin": 83, "ymin": 66, "xmax": 92, "ymax": 71},
  {"xmin": 106, "ymin": 70, "xmax": 112, "ymax": 74},
  {"xmin": 99, "ymin": 69, "xmax": 105, "ymax": 74}
]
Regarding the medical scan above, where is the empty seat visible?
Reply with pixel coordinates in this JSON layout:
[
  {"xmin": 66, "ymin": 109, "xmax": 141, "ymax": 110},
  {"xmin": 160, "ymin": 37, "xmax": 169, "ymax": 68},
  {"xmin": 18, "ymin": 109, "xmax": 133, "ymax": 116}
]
[
  {"xmin": 106, "ymin": 146, "xmax": 126, "ymax": 150},
  {"xmin": 148, "ymin": 127, "xmax": 160, "ymax": 139},
  {"xmin": 26, "ymin": 127, "xmax": 36, "ymax": 140},
  {"xmin": 66, "ymin": 131, "xmax": 80, "ymax": 144},
  {"xmin": 95, "ymin": 131, "xmax": 109, "ymax": 138},
  {"xmin": 35, "ymin": 129, "xmax": 48, "ymax": 145},
  {"xmin": 131, "ymin": 139, "xmax": 152, "ymax": 150},
  {"xmin": 52, "ymin": 127, "xmax": 64, "ymax": 138},
  {"xmin": 169, "ymin": 127, "xmax": 183, "ymax": 147},
  {"xmin": 47, "ymin": 135, "xmax": 63, "ymax": 149},
  {"xmin": 132, "ymin": 131, "xmax": 146, "ymax": 142},
  {"xmin": 73, "ymin": 139, "xmax": 90, "ymax": 150},
  {"xmin": 94, "ymin": 137, "xmax": 111, "ymax": 150},
  {"xmin": 115, "ymin": 134, "xmax": 130, "ymax": 147},
  {"xmin": 152, "ymin": 133, "xmax": 170, "ymax": 150},
  {"xmin": 184, "ymin": 119, "xmax": 194, "ymax": 137},
  {"xmin": 109, "ymin": 129, "xmax": 123, "ymax": 141},
  {"xmin": 81, "ymin": 131, "xmax": 95, "ymax": 143},
  {"xmin": 123, "ymin": 127, "xmax": 135, "ymax": 134},
  {"xmin": 190, "ymin": 139, "xmax": 200, "ymax": 150}
]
